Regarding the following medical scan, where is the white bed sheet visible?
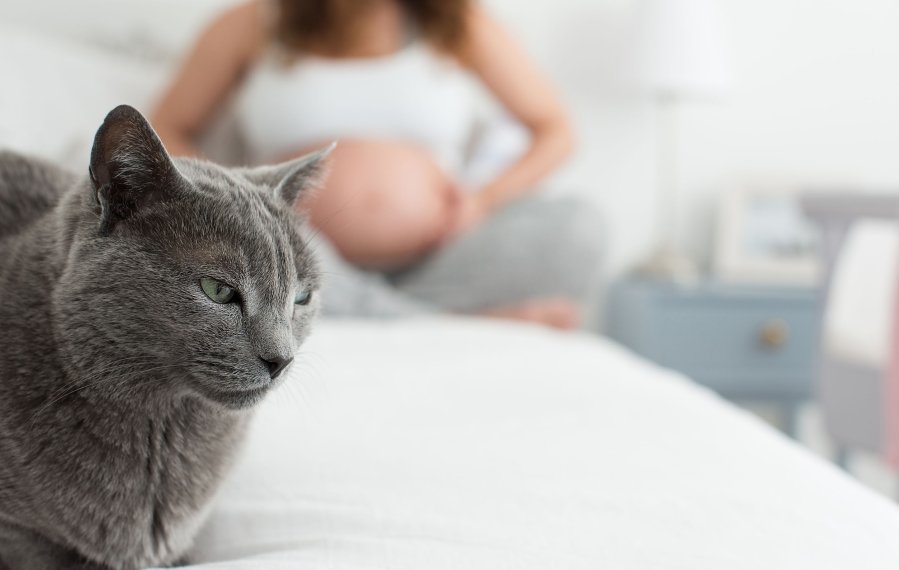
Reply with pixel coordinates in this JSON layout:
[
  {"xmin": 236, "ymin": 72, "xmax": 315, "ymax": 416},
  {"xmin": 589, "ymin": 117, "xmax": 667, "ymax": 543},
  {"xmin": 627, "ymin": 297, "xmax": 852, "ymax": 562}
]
[{"xmin": 168, "ymin": 318, "xmax": 899, "ymax": 569}]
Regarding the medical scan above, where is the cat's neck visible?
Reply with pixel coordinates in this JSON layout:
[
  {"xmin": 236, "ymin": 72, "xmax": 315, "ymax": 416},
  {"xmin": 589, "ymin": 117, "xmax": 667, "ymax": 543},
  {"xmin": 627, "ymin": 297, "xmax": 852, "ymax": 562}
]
[{"xmin": 67, "ymin": 388, "xmax": 247, "ymax": 450}]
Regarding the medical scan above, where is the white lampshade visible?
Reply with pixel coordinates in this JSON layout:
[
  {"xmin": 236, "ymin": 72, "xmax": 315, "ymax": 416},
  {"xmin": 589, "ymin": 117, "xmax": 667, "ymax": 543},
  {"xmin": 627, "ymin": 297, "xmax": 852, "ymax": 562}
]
[{"xmin": 635, "ymin": 0, "xmax": 732, "ymax": 98}]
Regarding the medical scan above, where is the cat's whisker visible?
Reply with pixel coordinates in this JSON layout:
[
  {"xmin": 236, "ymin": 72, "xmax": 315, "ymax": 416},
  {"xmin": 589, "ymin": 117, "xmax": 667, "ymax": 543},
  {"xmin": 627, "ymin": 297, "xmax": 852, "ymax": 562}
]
[
  {"xmin": 27, "ymin": 359, "xmax": 193, "ymax": 427},
  {"xmin": 294, "ymin": 351, "xmax": 331, "ymax": 399},
  {"xmin": 277, "ymin": 375, "xmax": 311, "ymax": 417}
]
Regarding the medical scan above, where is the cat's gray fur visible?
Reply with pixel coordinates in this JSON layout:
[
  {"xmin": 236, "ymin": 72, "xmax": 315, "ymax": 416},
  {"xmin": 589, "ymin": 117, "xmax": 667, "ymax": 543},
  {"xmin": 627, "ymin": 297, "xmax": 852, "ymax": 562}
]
[{"xmin": 0, "ymin": 105, "xmax": 327, "ymax": 569}]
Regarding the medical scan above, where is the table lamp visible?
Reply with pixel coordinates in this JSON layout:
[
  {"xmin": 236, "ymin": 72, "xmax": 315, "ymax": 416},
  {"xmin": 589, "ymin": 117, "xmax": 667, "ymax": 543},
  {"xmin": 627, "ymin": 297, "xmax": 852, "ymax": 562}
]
[{"xmin": 633, "ymin": 0, "xmax": 732, "ymax": 280}]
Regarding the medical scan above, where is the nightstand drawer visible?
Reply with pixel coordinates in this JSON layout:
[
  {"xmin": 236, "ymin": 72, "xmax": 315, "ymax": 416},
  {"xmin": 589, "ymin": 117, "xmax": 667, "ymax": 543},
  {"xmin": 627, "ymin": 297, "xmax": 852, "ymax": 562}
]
[
  {"xmin": 607, "ymin": 280, "xmax": 819, "ymax": 400},
  {"xmin": 651, "ymin": 301, "xmax": 817, "ymax": 396}
]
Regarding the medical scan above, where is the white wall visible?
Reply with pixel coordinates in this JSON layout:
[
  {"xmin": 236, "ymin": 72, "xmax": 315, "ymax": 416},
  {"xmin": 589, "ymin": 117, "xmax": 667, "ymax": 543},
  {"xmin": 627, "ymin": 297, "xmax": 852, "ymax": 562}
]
[
  {"xmin": 679, "ymin": 0, "xmax": 899, "ymax": 266},
  {"xmin": 486, "ymin": 0, "xmax": 899, "ymax": 276}
]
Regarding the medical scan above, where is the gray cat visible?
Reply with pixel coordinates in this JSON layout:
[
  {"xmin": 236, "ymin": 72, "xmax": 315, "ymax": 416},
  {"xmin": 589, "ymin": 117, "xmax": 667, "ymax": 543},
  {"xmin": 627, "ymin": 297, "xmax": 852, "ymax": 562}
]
[{"xmin": 0, "ymin": 105, "xmax": 328, "ymax": 569}]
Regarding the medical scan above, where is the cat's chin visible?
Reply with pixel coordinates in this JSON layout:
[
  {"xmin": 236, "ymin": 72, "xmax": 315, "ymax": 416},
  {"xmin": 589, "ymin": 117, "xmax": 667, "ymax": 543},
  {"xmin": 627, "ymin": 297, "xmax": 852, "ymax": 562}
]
[{"xmin": 194, "ymin": 383, "xmax": 272, "ymax": 410}]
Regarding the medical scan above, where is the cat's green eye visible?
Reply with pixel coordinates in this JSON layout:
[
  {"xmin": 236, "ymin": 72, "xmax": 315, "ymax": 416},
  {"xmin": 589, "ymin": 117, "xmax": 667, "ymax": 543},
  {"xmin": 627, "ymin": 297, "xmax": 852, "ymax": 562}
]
[
  {"xmin": 294, "ymin": 289, "xmax": 312, "ymax": 306},
  {"xmin": 200, "ymin": 278, "xmax": 237, "ymax": 304}
]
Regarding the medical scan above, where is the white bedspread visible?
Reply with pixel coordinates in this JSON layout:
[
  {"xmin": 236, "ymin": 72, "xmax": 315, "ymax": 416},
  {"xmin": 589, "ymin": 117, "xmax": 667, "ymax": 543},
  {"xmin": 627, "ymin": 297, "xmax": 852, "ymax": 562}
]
[{"xmin": 171, "ymin": 318, "xmax": 899, "ymax": 569}]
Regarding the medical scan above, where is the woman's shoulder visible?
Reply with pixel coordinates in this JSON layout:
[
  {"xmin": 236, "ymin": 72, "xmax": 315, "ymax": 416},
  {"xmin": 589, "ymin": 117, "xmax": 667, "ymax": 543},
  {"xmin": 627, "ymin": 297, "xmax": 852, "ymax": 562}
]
[
  {"xmin": 447, "ymin": 4, "xmax": 502, "ymax": 69},
  {"xmin": 201, "ymin": 0, "xmax": 270, "ymax": 63}
]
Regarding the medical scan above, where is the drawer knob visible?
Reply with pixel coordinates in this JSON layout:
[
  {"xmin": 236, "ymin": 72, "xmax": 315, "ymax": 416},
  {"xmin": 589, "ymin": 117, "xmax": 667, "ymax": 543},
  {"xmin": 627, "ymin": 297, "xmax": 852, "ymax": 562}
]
[{"xmin": 759, "ymin": 319, "xmax": 789, "ymax": 349}]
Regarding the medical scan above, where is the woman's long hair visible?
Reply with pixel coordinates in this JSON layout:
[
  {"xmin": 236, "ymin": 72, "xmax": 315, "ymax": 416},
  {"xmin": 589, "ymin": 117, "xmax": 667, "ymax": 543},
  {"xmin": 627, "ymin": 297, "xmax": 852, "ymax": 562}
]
[{"xmin": 275, "ymin": 0, "xmax": 471, "ymax": 57}]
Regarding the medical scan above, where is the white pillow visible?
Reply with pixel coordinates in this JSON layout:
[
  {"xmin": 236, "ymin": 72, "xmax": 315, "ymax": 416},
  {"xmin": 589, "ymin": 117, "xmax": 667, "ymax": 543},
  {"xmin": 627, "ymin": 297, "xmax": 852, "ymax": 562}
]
[
  {"xmin": 824, "ymin": 220, "xmax": 899, "ymax": 368},
  {"xmin": 0, "ymin": 0, "xmax": 239, "ymax": 64},
  {"xmin": 0, "ymin": 28, "xmax": 168, "ymax": 170}
]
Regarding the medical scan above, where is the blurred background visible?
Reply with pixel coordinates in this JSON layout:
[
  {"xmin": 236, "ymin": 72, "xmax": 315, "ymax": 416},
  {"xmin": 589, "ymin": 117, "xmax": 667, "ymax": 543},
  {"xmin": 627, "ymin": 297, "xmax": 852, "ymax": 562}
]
[
  {"xmin": 4, "ymin": 0, "xmax": 899, "ymax": 273},
  {"xmin": 3, "ymin": 0, "xmax": 899, "ymax": 497}
]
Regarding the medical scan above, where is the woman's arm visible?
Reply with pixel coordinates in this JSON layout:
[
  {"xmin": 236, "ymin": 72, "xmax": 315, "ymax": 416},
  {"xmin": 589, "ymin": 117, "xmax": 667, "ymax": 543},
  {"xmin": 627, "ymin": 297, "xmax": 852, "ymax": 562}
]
[
  {"xmin": 151, "ymin": 1, "xmax": 266, "ymax": 157},
  {"xmin": 458, "ymin": 6, "xmax": 575, "ymax": 218}
]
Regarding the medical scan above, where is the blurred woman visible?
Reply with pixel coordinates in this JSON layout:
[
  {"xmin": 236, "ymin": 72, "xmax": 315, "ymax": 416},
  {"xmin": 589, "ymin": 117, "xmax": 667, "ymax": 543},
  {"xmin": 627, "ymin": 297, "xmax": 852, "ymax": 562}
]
[{"xmin": 153, "ymin": 0, "xmax": 601, "ymax": 329}]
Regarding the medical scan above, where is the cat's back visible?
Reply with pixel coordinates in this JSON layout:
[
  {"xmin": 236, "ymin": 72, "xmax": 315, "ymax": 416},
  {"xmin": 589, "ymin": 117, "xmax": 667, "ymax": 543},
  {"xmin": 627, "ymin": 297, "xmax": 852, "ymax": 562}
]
[{"xmin": 0, "ymin": 151, "xmax": 76, "ymax": 241}]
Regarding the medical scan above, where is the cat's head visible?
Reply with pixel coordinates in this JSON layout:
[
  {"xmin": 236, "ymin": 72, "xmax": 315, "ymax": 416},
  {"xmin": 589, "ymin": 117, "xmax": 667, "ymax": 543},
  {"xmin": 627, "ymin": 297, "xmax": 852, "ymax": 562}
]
[{"xmin": 53, "ymin": 105, "xmax": 329, "ymax": 410}]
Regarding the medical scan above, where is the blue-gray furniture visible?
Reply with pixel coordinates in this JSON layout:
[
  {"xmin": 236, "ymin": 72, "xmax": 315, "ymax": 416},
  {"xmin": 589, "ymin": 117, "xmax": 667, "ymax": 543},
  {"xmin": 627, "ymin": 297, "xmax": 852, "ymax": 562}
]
[
  {"xmin": 801, "ymin": 193, "xmax": 899, "ymax": 466},
  {"xmin": 606, "ymin": 279, "xmax": 820, "ymax": 435}
]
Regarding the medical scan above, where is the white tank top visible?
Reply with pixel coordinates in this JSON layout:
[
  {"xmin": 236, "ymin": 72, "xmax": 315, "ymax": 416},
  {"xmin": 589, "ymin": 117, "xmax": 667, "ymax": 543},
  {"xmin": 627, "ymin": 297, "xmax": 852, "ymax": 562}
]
[{"xmin": 235, "ymin": 43, "xmax": 475, "ymax": 173}]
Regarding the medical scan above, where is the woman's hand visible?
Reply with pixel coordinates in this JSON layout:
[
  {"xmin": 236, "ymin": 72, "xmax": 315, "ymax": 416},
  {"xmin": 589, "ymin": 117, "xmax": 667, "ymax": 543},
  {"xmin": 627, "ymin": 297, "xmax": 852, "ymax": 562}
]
[{"xmin": 444, "ymin": 183, "xmax": 492, "ymax": 240}]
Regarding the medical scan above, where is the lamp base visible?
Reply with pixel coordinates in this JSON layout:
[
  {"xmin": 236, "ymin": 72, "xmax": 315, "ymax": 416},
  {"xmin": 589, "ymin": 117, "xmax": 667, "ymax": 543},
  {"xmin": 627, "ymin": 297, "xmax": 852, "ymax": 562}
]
[{"xmin": 633, "ymin": 248, "xmax": 699, "ymax": 283}]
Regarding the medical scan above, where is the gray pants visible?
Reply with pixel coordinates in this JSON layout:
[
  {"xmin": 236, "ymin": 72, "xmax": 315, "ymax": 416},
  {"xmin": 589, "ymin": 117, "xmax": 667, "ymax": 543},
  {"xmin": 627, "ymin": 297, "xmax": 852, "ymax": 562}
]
[{"xmin": 309, "ymin": 196, "xmax": 605, "ymax": 318}]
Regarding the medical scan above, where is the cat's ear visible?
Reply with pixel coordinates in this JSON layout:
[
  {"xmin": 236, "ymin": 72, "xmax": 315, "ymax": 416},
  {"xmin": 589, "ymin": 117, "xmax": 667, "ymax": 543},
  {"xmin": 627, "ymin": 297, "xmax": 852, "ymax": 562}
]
[
  {"xmin": 243, "ymin": 143, "xmax": 335, "ymax": 207},
  {"xmin": 89, "ymin": 104, "xmax": 184, "ymax": 235}
]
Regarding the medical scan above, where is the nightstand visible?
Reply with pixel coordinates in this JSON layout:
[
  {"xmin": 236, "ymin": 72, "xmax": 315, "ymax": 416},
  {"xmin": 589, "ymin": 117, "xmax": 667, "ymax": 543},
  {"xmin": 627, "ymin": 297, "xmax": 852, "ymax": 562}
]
[{"xmin": 606, "ymin": 279, "xmax": 820, "ymax": 435}]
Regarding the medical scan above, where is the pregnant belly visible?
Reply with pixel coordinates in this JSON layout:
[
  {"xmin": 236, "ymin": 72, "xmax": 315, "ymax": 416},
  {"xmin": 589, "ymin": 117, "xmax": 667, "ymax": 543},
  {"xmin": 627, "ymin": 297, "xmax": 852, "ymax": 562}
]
[{"xmin": 289, "ymin": 140, "xmax": 455, "ymax": 270}]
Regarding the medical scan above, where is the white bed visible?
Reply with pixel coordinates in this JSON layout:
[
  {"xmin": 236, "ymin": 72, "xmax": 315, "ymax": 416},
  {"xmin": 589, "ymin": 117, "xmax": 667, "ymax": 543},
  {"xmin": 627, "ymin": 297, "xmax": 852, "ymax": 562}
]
[{"xmin": 169, "ymin": 318, "xmax": 899, "ymax": 569}]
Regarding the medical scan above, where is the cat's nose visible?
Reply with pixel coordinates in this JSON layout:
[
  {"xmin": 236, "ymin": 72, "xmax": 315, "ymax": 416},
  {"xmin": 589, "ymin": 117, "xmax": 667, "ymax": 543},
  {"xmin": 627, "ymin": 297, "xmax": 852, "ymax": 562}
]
[{"xmin": 261, "ymin": 355, "xmax": 293, "ymax": 380}]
